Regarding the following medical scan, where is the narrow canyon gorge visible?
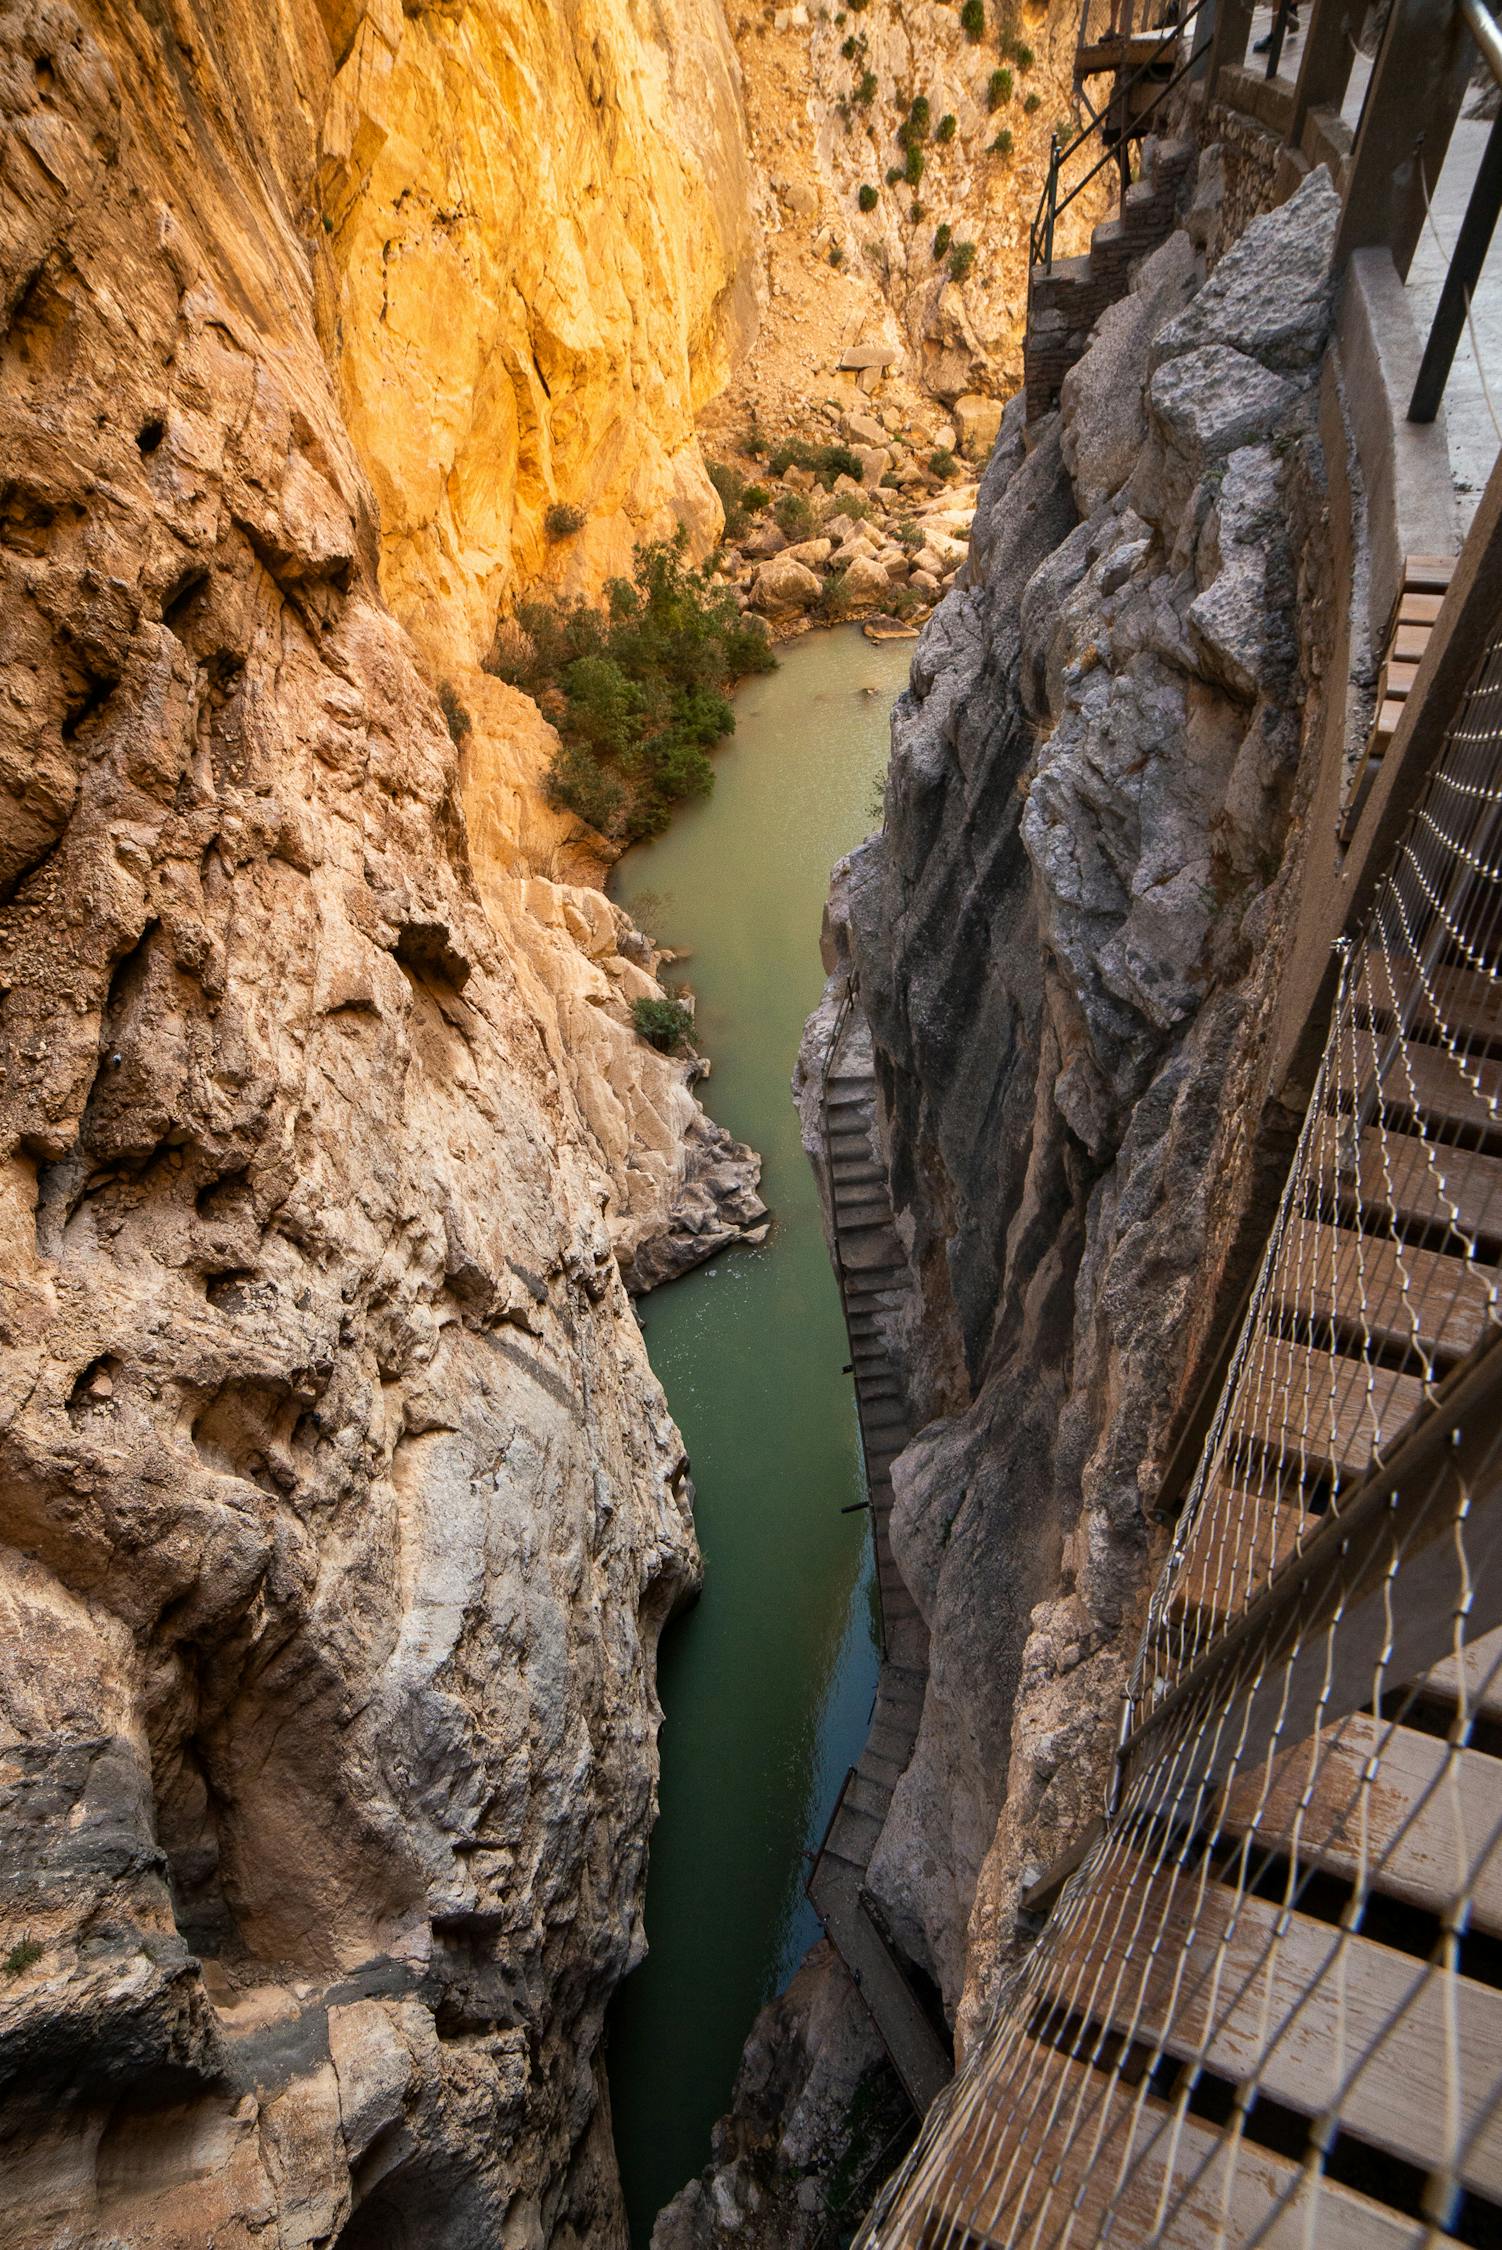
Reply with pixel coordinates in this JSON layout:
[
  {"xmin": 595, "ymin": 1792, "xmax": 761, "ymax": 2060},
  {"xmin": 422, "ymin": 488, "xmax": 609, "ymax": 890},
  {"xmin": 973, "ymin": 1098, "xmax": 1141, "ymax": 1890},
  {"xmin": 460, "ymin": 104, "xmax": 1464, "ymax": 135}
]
[{"xmin": 0, "ymin": 0, "xmax": 1435, "ymax": 2245}]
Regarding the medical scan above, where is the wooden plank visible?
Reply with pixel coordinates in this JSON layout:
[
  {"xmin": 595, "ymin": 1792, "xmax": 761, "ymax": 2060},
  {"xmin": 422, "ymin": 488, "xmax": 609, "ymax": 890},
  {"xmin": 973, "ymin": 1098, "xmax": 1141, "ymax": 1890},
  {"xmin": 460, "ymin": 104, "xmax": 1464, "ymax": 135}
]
[
  {"xmin": 1229, "ymin": 1332, "xmax": 1426, "ymax": 1480},
  {"xmin": 1221, "ymin": 1712, "xmax": 1502, "ymax": 1933},
  {"xmin": 1167, "ymin": 1475, "xmax": 1307, "ymax": 1630},
  {"xmin": 1389, "ymin": 1038, "xmax": 1502, "ymax": 1137},
  {"xmin": 1421, "ymin": 1621, "xmax": 1502, "ymax": 1725},
  {"xmin": 1268, "ymin": 1214, "xmax": 1496, "ymax": 1363},
  {"xmin": 1397, "ymin": 590, "xmax": 1446, "ymax": 627},
  {"xmin": 1403, "ymin": 554, "xmax": 1458, "ymax": 592},
  {"xmin": 1340, "ymin": 1122, "xmax": 1502, "ymax": 1244},
  {"xmin": 1044, "ymin": 1847, "xmax": 1502, "ymax": 2196},
  {"xmin": 887, "ymin": 2030, "xmax": 1447, "ymax": 2250},
  {"xmin": 1357, "ymin": 957, "xmax": 1502, "ymax": 1051},
  {"xmin": 1391, "ymin": 621, "xmax": 1433, "ymax": 663},
  {"xmin": 1379, "ymin": 656, "xmax": 1421, "ymax": 699}
]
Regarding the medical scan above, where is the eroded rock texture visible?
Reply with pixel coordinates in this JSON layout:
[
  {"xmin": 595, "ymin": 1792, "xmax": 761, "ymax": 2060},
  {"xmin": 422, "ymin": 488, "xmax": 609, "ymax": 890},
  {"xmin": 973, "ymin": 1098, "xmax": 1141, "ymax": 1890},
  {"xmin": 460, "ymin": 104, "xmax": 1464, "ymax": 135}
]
[
  {"xmin": 0, "ymin": 2, "xmax": 723, "ymax": 2240},
  {"xmin": 660, "ymin": 165, "xmax": 1346, "ymax": 2243}
]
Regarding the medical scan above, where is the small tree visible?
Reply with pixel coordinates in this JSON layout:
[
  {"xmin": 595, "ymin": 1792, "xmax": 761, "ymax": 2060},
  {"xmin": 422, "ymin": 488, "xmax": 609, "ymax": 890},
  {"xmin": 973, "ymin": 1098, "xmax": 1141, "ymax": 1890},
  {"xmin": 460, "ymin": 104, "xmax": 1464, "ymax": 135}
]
[
  {"xmin": 932, "ymin": 220, "xmax": 952, "ymax": 259},
  {"xmin": 1023, "ymin": 89, "xmax": 1042, "ymax": 113},
  {"xmin": 858, "ymin": 182, "xmax": 879, "ymax": 210},
  {"xmin": 437, "ymin": 680, "xmax": 471, "ymax": 746},
  {"xmin": 935, "ymin": 112, "xmax": 957, "ymax": 142},
  {"xmin": 960, "ymin": 0, "xmax": 985, "ymax": 38},
  {"xmin": 545, "ymin": 501, "xmax": 587, "ymax": 540},
  {"xmin": 904, "ymin": 143, "xmax": 924, "ymax": 185},
  {"xmin": 988, "ymin": 128, "xmax": 1014, "ymax": 158},
  {"xmin": 987, "ymin": 65, "xmax": 1013, "ymax": 107},
  {"xmin": 947, "ymin": 239, "xmax": 977, "ymax": 281},
  {"xmin": 632, "ymin": 995, "xmax": 694, "ymax": 1052},
  {"xmin": 856, "ymin": 67, "xmax": 877, "ymax": 100}
]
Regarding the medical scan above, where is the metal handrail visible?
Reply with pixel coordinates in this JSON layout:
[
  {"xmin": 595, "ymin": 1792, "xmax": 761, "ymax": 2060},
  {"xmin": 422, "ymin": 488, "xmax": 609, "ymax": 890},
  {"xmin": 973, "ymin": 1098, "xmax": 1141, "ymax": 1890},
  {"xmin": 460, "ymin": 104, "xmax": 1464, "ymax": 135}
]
[
  {"xmin": 1029, "ymin": 0, "xmax": 1213, "ymax": 272},
  {"xmin": 1408, "ymin": 0, "xmax": 1502, "ymax": 422}
]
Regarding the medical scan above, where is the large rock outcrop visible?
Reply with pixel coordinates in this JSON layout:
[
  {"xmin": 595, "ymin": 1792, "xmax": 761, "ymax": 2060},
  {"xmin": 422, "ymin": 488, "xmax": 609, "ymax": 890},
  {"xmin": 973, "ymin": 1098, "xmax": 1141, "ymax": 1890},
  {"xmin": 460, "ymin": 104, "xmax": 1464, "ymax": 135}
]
[
  {"xmin": 0, "ymin": 1, "xmax": 756, "ymax": 2240},
  {"xmin": 659, "ymin": 163, "xmax": 1345, "ymax": 2243}
]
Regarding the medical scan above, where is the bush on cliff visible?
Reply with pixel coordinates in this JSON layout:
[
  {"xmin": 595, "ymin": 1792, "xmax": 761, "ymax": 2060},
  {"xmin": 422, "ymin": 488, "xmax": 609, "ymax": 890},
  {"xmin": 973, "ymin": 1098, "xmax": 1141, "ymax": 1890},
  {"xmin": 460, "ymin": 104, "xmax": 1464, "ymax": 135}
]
[
  {"xmin": 488, "ymin": 534, "xmax": 775, "ymax": 843},
  {"xmin": 632, "ymin": 995, "xmax": 694, "ymax": 1052}
]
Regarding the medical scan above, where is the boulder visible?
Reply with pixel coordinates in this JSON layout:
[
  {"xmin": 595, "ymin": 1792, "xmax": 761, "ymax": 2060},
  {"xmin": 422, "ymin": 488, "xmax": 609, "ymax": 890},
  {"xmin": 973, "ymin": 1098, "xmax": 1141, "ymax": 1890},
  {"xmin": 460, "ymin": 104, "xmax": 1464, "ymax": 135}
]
[
  {"xmin": 780, "ymin": 536, "xmax": 834, "ymax": 567},
  {"xmin": 1060, "ymin": 231, "xmax": 1197, "ymax": 515},
  {"xmin": 1147, "ymin": 346, "xmax": 1295, "ymax": 486},
  {"xmin": 822, "ymin": 512, "xmax": 861, "ymax": 543},
  {"xmin": 1152, "ymin": 165, "xmax": 1339, "ymax": 375},
  {"xmin": 838, "ymin": 554, "xmax": 895, "ymax": 607},
  {"xmin": 934, "ymin": 422, "xmax": 957, "ymax": 452},
  {"xmin": 839, "ymin": 343, "xmax": 899, "ymax": 371},
  {"xmin": 783, "ymin": 464, "xmax": 816, "ymax": 492},
  {"xmin": 854, "ymin": 444, "xmax": 892, "ymax": 488},
  {"xmin": 910, "ymin": 567, "xmax": 940, "ymax": 594},
  {"xmin": 843, "ymin": 410, "xmax": 888, "ymax": 448},
  {"xmin": 751, "ymin": 556, "xmax": 824, "ymax": 612},
  {"xmin": 832, "ymin": 472, "xmax": 866, "ymax": 498},
  {"xmin": 742, "ymin": 521, "xmax": 788, "ymax": 560},
  {"xmin": 953, "ymin": 394, "xmax": 1003, "ymax": 460},
  {"xmin": 778, "ymin": 176, "xmax": 818, "ymax": 219}
]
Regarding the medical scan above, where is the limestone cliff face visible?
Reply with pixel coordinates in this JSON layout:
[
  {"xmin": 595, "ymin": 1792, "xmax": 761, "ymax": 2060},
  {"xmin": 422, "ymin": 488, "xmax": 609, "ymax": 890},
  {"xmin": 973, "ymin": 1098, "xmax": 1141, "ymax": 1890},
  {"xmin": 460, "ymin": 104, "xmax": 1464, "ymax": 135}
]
[
  {"xmin": 656, "ymin": 163, "xmax": 1346, "ymax": 2244},
  {"xmin": 323, "ymin": 0, "xmax": 757, "ymax": 669},
  {"xmin": 702, "ymin": 0, "xmax": 1102, "ymax": 443},
  {"xmin": 0, "ymin": 2, "xmax": 734, "ymax": 2241}
]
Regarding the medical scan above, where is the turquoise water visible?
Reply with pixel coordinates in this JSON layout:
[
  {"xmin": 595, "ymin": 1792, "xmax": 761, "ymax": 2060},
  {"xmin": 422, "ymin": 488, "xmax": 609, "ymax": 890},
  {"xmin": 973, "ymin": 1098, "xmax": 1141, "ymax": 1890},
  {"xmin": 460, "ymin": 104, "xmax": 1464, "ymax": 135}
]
[{"xmin": 606, "ymin": 627, "xmax": 912, "ymax": 2243}]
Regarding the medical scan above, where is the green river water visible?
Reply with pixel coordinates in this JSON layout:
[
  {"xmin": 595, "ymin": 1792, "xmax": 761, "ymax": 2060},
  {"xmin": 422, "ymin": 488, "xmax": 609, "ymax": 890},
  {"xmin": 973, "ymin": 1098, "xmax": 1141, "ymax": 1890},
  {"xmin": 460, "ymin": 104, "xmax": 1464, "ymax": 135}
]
[{"xmin": 606, "ymin": 626, "xmax": 914, "ymax": 2243}]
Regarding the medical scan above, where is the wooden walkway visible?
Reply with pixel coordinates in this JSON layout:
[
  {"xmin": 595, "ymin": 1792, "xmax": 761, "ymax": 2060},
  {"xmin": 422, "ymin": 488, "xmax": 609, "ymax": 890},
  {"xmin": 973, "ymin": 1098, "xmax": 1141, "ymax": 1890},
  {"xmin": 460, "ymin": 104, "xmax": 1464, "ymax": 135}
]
[{"xmin": 806, "ymin": 998, "xmax": 953, "ymax": 2117}]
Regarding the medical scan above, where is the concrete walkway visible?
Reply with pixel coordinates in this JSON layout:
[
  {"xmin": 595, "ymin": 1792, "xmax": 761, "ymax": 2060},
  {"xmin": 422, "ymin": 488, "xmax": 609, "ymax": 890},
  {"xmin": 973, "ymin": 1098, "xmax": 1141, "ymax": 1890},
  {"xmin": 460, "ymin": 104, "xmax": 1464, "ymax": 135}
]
[
  {"xmin": 806, "ymin": 1004, "xmax": 952, "ymax": 2117},
  {"xmin": 1245, "ymin": 5, "xmax": 1499, "ymax": 528}
]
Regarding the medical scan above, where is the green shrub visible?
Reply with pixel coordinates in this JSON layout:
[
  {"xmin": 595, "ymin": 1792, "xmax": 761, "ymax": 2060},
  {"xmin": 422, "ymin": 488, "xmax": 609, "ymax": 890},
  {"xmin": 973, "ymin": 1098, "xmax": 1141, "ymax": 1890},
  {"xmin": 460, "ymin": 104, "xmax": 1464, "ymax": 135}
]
[
  {"xmin": 841, "ymin": 31, "xmax": 858, "ymax": 54},
  {"xmin": 886, "ymin": 165, "xmax": 903, "ymax": 184},
  {"xmin": 487, "ymin": 534, "xmax": 774, "ymax": 842},
  {"xmin": 1011, "ymin": 37, "xmax": 1034, "ymax": 65},
  {"xmin": 437, "ymin": 679, "xmax": 471, "ymax": 746},
  {"xmin": 829, "ymin": 242, "xmax": 845, "ymax": 265},
  {"xmin": 708, "ymin": 459, "xmax": 767, "ymax": 539},
  {"xmin": 1023, "ymin": 89, "xmax": 1042, "ymax": 113},
  {"xmin": 935, "ymin": 112, "xmax": 957, "ymax": 141},
  {"xmin": 775, "ymin": 491, "xmax": 815, "ymax": 537},
  {"xmin": 987, "ymin": 65, "xmax": 1013, "ymax": 106},
  {"xmin": 947, "ymin": 239, "xmax": 977, "ymax": 281},
  {"xmin": 768, "ymin": 439, "xmax": 863, "ymax": 485},
  {"xmin": 960, "ymin": 0, "xmax": 985, "ymax": 38},
  {"xmin": 545, "ymin": 500, "xmax": 587, "ymax": 540},
  {"xmin": 895, "ymin": 517, "xmax": 923, "ymax": 549},
  {"xmin": 858, "ymin": 182, "xmax": 879, "ymax": 210},
  {"xmin": 632, "ymin": 995, "xmax": 694, "ymax": 1052},
  {"xmin": 904, "ymin": 142, "xmax": 924, "ymax": 185},
  {"xmin": 905, "ymin": 94, "xmax": 931, "ymax": 140},
  {"xmin": 856, "ymin": 67, "xmax": 877, "ymax": 100},
  {"xmin": 988, "ymin": 127, "xmax": 1014, "ymax": 158},
  {"xmin": 929, "ymin": 448, "xmax": 959, "ymax": 478},
  {"xmin": 4, "ymin": 1939, "xmax": 43, "ymax": 1979},
  {"xmin": 910, "ymin": 199, "xmax": 924, "ymax": 221},
  {"xmin": 932, "ymin": 220, "xmax": 952, "ymax": 258}
]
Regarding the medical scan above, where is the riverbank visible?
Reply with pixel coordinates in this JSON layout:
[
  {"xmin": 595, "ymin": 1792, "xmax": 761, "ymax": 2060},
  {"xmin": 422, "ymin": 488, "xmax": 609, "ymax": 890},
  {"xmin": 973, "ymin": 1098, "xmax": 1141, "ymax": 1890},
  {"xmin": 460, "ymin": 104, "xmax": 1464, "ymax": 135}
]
[{"xmin": 604, "ymin": 628, "xmax": 912, "ymax": 2243}]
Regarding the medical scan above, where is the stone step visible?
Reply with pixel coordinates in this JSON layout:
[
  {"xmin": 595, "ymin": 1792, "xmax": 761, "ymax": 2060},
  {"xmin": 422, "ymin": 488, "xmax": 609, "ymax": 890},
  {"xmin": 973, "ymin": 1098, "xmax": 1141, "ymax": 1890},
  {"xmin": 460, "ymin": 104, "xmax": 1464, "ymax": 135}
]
[
  {"xmin": 848, "ymin": 1771, "xmax": 895, "ymax": 1822},
  {"xmin": 829, "ymin": 1800, "xmax": 883, "ymax": 1862},
  {"xmin": 860, "ymin": 1743, "xmax": 907, "ymax": 1789}
]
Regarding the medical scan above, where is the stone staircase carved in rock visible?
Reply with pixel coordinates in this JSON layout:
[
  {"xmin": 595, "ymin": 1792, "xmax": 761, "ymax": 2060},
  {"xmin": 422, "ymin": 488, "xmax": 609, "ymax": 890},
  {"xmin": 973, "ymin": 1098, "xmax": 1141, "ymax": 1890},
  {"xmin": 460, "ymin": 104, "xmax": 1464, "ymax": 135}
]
[{"xmin": 1024, "ymin": 136, "xmax": 1196, "ymax": 421}]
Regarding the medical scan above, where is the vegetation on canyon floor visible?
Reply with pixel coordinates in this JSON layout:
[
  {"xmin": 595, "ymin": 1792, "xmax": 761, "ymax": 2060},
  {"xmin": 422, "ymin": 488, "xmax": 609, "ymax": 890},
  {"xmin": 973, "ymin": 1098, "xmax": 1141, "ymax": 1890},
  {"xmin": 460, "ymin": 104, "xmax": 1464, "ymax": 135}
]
[{"xmin": 488, "ymin": 534, "xmax": 775, "ymax": 841}]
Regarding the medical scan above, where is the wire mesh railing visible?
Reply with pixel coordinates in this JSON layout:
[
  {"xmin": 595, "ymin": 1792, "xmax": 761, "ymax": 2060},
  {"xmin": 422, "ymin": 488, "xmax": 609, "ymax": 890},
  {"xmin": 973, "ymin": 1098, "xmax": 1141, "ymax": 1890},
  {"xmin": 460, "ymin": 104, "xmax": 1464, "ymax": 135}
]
[{"xmin": 851, "ymin": 600, "xmax": 1502, "ymax": 2245}]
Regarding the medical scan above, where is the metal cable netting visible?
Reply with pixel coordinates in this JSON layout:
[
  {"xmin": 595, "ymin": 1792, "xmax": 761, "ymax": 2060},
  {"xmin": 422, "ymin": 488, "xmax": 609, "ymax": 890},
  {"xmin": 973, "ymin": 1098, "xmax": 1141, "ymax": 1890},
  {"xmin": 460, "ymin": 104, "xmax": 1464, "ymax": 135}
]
[{"xmin": 853, "ymin": 634, "xmax": 1502, "ymax": 2247}]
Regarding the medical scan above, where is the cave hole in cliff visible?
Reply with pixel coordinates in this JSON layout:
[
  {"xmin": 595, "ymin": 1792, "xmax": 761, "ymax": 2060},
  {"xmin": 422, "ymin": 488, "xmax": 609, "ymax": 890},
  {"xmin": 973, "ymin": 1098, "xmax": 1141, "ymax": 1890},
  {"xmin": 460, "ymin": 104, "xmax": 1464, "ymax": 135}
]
[
  {"xmin": 160, "ymin": 564, "xmax": 209, "ymax": 635},
  {"xmin": 135, "ymin": 416, "xmax": 165, "ymax": 455},
  {"xmin": 59, "ymin": 663, "xmax": 119, "ymax": 741},
  {"xmin": 65, "ymin": 1353, "xmax": 122, "ymax": 1425},
  {"xmin": 189, "ymin": 1375, "xmax": 300, "ymax": 1498},
  {"xmin": 152, "ymin": 1711, "xmax": 242, "ymax": 1962}
]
